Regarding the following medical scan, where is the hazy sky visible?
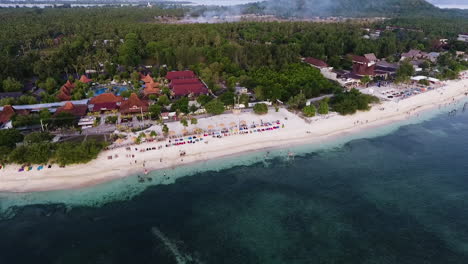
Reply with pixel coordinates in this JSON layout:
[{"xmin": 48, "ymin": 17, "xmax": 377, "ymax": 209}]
[
  {"xmin": 171, "ymin": 0, "xmax": 258, "ymax": 6},
  {"xmin": 427, "ymin": 0, "xmax": 467, "ymax": 4},
  {"xmin": 175, "ymin": 0, "xmax": 467, "ymax": 6}
]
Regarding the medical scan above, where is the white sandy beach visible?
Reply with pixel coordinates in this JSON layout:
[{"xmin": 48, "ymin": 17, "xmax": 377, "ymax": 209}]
[{"xmin": 1, "ymin": 76, "xmax": 468, "ymax": 193}]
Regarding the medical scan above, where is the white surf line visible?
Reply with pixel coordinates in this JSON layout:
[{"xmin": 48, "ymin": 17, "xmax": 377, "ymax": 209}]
[{"xmin": 151, "ymin": 226, "xmax": 204, "ymax": 264}]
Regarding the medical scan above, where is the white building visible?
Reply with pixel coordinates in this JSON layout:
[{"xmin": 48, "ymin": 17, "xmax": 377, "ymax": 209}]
[
  {"xmin": 457, "ymin": 34, "xmax": 468, "ymax": 43},
  {"xmin": 248, "ymin": 101, "xmax": 272, "ymax": 108}
]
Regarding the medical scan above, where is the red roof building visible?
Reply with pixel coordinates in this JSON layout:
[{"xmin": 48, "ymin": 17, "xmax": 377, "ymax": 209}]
[
  {"xmin": 92, "ymin": 102, "xmax": 118, "ymax": 112},
  {"xmin": 89, "ymin": 93, "xmax": 123, "ymax": 112},
  {"xmin": 0, "ymin": 105, "xmax": 15, "ymax": 124},
  {"xmin": 171, "ymin": 78, "xmax": 201, "ymax": 85},
  {"xmin": 79, "ymin": 75, "xmax": 92, "ymax": 84},
  {"xmin": 166, "ymin": 71, "xmax": 208, "ymax": 97},
  {"xmin": 172, "ymin": 83, "xmax": 208, "ymax": 97},
  {"xmin": 304, "ymin": 57, "xmax": 329, "ymax": 68},
  {"xmin": 352, "ymin": 55, "xmax": 375, "ymax": 76},
  {"xmin": 120, "ymin": 93, "xmax": 148, "ymax": 114},
  {"xmin": 166, "ymin": 70, "xmax": 196, "ymax": 81},
  {"xmin": 54, "ymin": 102, "xmax": 88, "ymax": 117}
]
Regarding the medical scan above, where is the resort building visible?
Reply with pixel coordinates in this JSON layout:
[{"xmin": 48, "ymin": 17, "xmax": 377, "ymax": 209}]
[
  {"xmin": 0, "ymin": 105, "xmax": 15, "ymax": 129},
  {"xmin": 303, "ymin": 57, "xmax": 329, "ymax": 69},
  {"xmin": 141, "ymin": 74, "xmax": 154, "ymax": 83},
  {"xmin": 79, "ymin": 75, "xmax": 93, "ymax": 84},
  {"xmin": 364, "ymin": 53, "xmax": 378, "ymax": 64},
  {"xmin": 54, "ymin": 102, "xmax": 88, "ymax": 117},
  {"xmin": 57, "ymin": 80, "xmax": 76, "ymax": 101},
  {"xmin": 166, "ymin": 70, "xmax": 196, "ymax": 81},
  {"xmin": 303, "ymin": 57, "xmax": 338, "ymax": 81},
  {"xmin": 427, "ymin": 52, "xmax": 440, "ymax": 63},
  {"xmin": 143, "ymin": 79, "xmax": 160, "ymax": 97},
  {"xmin": 161, "ymin": 111, "xmax": 177, "ymax": 121},
  {"xmin": 119, "ymin": 93, "xmax": 149, "ymax": 114},
  {"xmin": 89, "ymin": 93, "xmax": 122, "ymax": 112},
  {"xmin": 166, "ymin": 70, "xmax": 208, "ymax": 97},
  {"xmin": 352, "ymin": 55, "xmax": 375, "ymax": 76},
  {"xmin": 78, "ymin": 116, "xmax": 96, "ymax": 129},
  {"xmin": 375, "ymin": 61, "xmax": 399, "ymax": 75},
  {"xmin": 457, "ymin": 34, "xmax": 468, "ymax": 43},
  {"xmin": 400, "ymin": 49, "xmax": 424, "ymax": 61}
]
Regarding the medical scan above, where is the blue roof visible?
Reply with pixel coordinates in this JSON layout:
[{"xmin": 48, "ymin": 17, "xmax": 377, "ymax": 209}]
[{"xmin": 0, "ymin": 99, "xmax": 89, "ymax": 111}]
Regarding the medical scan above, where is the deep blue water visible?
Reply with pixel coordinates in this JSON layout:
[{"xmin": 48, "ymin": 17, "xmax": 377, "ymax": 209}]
[{"xmin": 1, "ymin": 107, "xmax": 468, "ymax": 263}]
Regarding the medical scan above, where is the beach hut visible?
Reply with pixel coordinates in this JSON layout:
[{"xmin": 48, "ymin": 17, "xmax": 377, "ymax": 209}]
[
  {"xmin": 240, "ymin": 120, "xmax": 247, "ymax": 125},
  {"xmin": 169, "ymin": 131, "xmax": 176, "ymax": 136},
  {"xmin": 218, "ymin": 123, "xmax": 225, "ymax": 127},
  {"xmin": 207, "ymin": 125, "xmax": 214, "ymax": 130},
  {"xmin": 229, "ymin": 122, "xmax": 237, "ymax": 128},
  {"xmin": 182, "ymin": 129, "xmax": 188, "ymax": 135}
]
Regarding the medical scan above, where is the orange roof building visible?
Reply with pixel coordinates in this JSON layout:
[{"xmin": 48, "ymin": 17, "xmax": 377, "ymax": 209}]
[
  {"xmin": 143, "ymin": 79, "xmax": 160, "ymax": 97},
  {"xmin": 142, "ymin": 74, "xmax": 153, "ymax": 84},
  {"xmin": 79, "ymin": 75, "xmax": 92, "ymax": 84},
  {"xmin": 64, "ymin": 80, "xmax": 75, "ymax": 89},
  {"xmin": 57, "ymin": 80, "xmax": 76, "ymax": 101},
  {"xmin": 0, "ymin": 105, "xmax": 15, "ymax": 124},
  {"xmin": 120, "ymin": 93, "xmax": 148, "ymax": 114},
  {"xmin": 54, "ymin": 102, "xmax": 88, "ymax": 117},
  {"xmin": 89, "ymin": 93, "xmax": 123, "ymax": 105}
]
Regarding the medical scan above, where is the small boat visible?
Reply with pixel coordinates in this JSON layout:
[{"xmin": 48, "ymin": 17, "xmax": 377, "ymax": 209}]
[{"xmin": 144, "ymin": 169, "xmax": 149, "ymax": 175}]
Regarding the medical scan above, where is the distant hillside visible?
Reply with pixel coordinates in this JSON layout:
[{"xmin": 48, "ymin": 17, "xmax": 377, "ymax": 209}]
[{"xmin": 244, "ymin": 0, "xmax": 440, "ymax": 17}]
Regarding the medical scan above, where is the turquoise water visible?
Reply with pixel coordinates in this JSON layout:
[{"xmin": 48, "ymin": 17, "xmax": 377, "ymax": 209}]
[
  {"xmin": 93, "ymin": 87, "xmax": 107, "ymax": 96},
  {"xmin": 1, "ymin": 103, "xmax": 468, "ymax": 263},
  {"xmin": 91, "ymin": 86, "xmax": 128, "ymax": 96}
]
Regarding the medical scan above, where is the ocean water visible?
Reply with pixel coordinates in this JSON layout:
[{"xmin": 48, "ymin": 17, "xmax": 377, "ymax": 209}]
[{"xmin": 1, "ymin": 103, "xmax": 468, "ymax": 263}]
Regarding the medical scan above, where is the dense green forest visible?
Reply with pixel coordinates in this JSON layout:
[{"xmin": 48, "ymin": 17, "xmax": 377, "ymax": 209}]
[
  {"xmin": 0, "ymin": 1, "xmax": 465, "ymax": 109},
  {"xmin": 1, "ymin": 6, "xmax": 467, "ymax": 101}
]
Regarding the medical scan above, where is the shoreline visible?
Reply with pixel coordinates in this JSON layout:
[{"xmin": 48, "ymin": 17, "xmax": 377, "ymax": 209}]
[{"xmin": 1, "ymin": 78, "xmax": 468, "ymax": 193}]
